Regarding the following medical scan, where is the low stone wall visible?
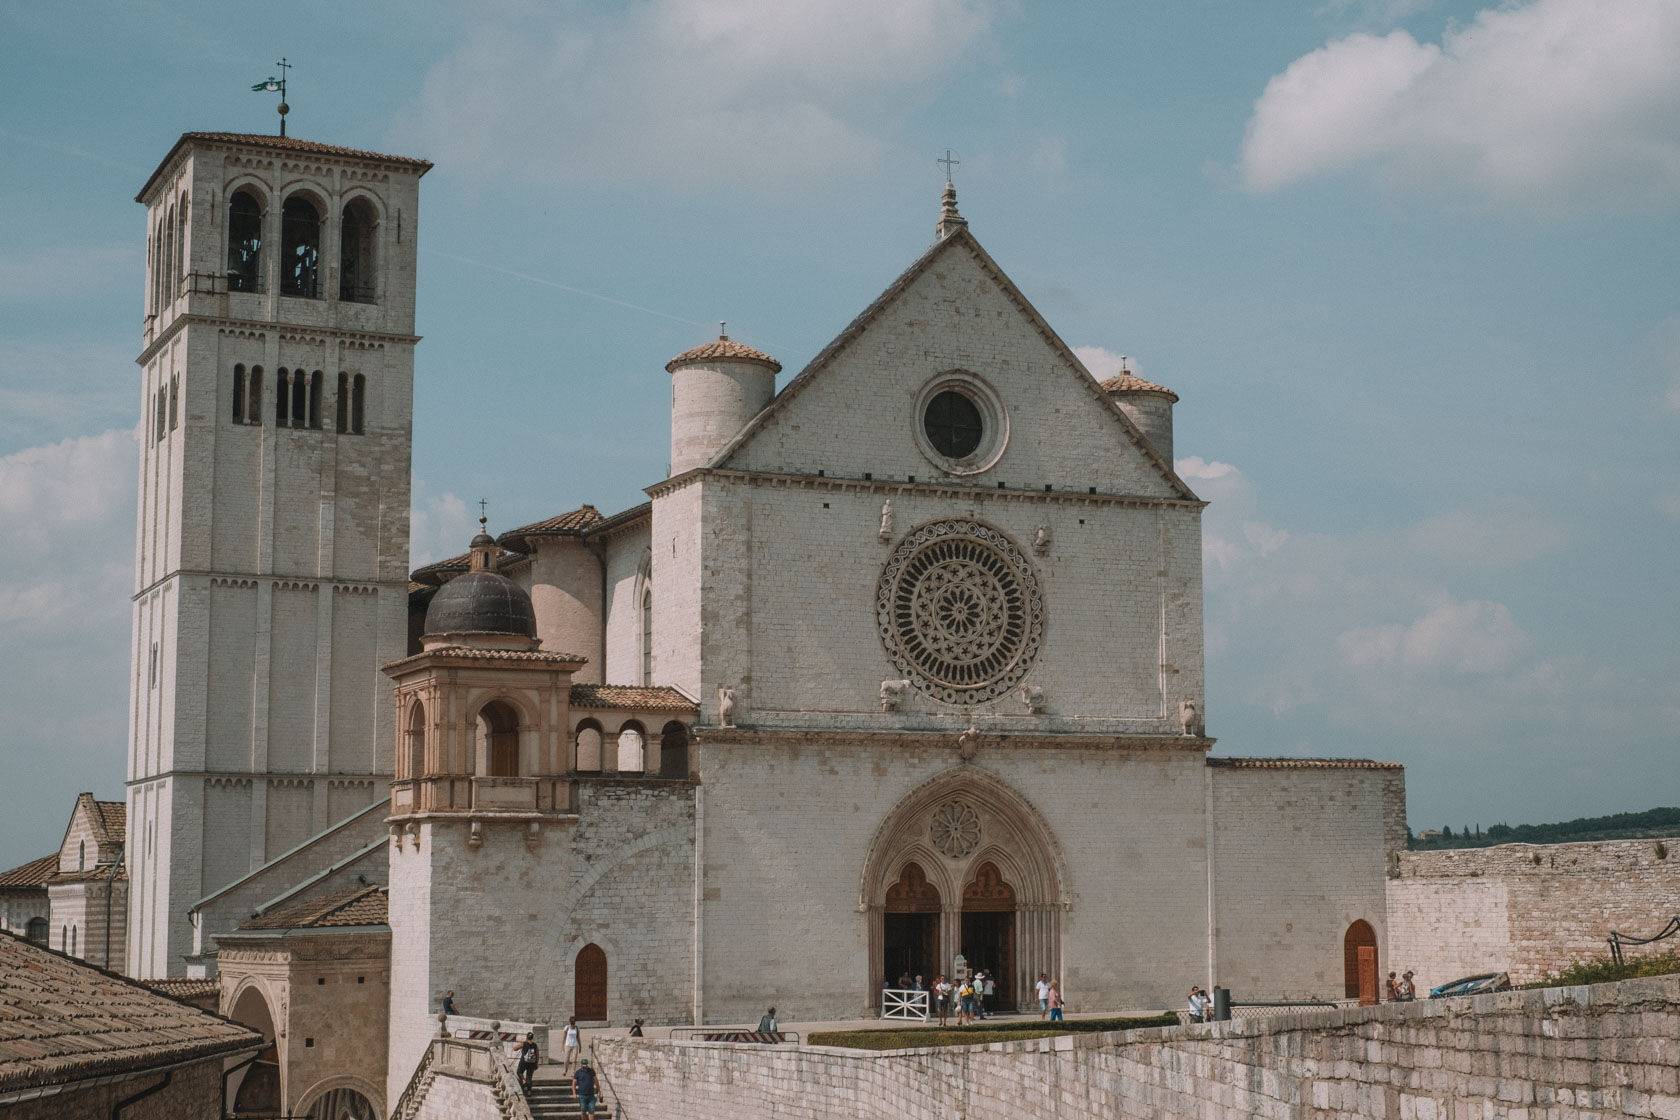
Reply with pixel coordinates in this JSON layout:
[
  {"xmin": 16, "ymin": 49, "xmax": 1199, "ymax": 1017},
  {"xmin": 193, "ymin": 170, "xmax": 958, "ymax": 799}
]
[
  {"xmin": 1388, "ymin": 837, "xmax": 1680, "ymax": 991},
  {"xmin": 596, "ymin": 974, "xmax": 1680, "ymax": 1119}
]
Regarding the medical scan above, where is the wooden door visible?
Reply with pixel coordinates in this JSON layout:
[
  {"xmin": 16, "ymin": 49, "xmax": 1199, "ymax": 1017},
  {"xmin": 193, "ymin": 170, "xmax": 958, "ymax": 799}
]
[
  {"xmin": 1358, "ymin": 946, "xmax": 1378, "ymax": 1005},
  {"xmin": 1343, "ymin": 920, "xmax": 1378, "ymax": 1002},
  {"xmin": 575, "ymin": 943, "xmax": 607, "ymax": 1021}
]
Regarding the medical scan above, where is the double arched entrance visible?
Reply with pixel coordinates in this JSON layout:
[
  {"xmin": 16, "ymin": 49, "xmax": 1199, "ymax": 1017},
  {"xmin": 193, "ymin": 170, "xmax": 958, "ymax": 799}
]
[{"xmin": 864, "ymin": 768, "xmax": 1067, "ymax": 1013}]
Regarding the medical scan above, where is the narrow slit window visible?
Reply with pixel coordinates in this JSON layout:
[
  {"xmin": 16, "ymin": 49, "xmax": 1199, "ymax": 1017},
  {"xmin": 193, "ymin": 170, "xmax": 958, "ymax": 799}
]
[
  {"xmin": 280, "ymin": 195, "xmax": 321, "ymax": 298},
  {"xmin": 336, "ymin": 373, "xmax": 349, "ymax": 433},
  {"xmin": 154, "ymin": 387, "xmax": 166, "ymax": 443},
  {"xmin": 351, "ymin": 374, "xmax": 365, "ymax": 434},
  {"xmin": 276, "ymin": 369, "xmax": 290, "ymax": 426},
  {"xmin": 248, "ymin": 366, "xmax": 263, "ymax": 424},
  {"xmin": 232, "ymin": 364, "xmax": 246, "ymax": 424},
  {"xmin": 309, "ymin": 370, "xmax": 323, "ymax": 429},
  {"xmin": 227, "ymin": 190, "xmax": 262, "ymax": 293},
  {"xmin": 168, "ymin": 375, "xmax": 179, "ymax": 431},
  {"xmin": 173, "ymin": 194, "xmax": 187, "ymax": 294},
  {"xmin": 162, "ymin": 205, "xmax": 175, "ymax": 307},
  {"xmin": 291, "ymin": 371, "xmax": 307, "ymax": 428}
]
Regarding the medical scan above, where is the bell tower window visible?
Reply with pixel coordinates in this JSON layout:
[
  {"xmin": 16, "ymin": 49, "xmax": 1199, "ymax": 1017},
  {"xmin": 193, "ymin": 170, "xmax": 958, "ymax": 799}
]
[
  {"xmin": 340, "ymin": 198, "xmax": 377, "ymax": 302},
  {"xmin": 227, "ymin": 190, "xmax": 262, "ymax": 293},
  {"xmin": 280, "ymin": 195, "xmax": 321, "ymax": 298}
]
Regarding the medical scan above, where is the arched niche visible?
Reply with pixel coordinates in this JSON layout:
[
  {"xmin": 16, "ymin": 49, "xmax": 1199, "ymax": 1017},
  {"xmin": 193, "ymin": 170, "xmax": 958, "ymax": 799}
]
[{"xmin": 859, "ymin": 768, "xmax": 1069, "ymax": 1012}]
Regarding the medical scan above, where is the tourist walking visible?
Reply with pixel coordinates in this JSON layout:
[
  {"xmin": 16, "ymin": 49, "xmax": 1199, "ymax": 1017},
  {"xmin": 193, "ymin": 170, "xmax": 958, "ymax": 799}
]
[
  {"xmin": 573, "ymin": 1058, "xmax": 599, "ymax": 1118},
  {"xmin": 629, "ymin": 1018, "xmax": 645, "ymax": 1038},
  {"xmin": 440, "ymin": 990, "xmax": 458, "ymax": 1016},
  {"xmin": 958, "ymin": 977, "xmax": 977, "ymax": 1025},
  {"xmin": 1048, "ymin": 980, "xmax": 1064, "ymax": 1022},
  {"xmin": 1398, "ymin": 971, "xmax": 1417, "ymax": 1001},
  {"xmin": 515, "ymin": 1031, "xmax": 540, "ymax": 1092},
  {"xmin": 1035, "ymin": 973, "xmax": 1052, "ymax": 1020},
  {"xmin": 758, "ymin": 1007, "xmax": 778, "ymax": 1033},
  {"xmin": 981, "ymin": 970, "xmax": 995, "ymax": 1018},
  {"xmin": 560, "ymin": 1015, "xmax": 582, "ymax": 1074},
  {"xmin": 1386, "ymin": 972, "xmax": 1399, "ymax": 1002},
  {"xmin": 1188, "ymin": 987, "xmax": 1207, "ymax": 1022}
]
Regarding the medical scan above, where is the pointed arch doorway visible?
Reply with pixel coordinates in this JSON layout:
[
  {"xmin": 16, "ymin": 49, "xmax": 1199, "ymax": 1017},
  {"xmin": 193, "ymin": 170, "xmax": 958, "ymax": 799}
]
[
  {"xmin": 883, "ymin": 863, "xmax": 941, "ymax": 985},
  {"xmin": 961, "ymin": 861, "xmax": 1017, "ymax": 1011}
]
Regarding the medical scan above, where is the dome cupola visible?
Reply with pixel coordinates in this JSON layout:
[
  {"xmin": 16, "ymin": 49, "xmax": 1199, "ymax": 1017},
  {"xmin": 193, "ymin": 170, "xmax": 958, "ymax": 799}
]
[{"xmin": 421, "ymin": 518, "xmax": 539, "ymax": 650}]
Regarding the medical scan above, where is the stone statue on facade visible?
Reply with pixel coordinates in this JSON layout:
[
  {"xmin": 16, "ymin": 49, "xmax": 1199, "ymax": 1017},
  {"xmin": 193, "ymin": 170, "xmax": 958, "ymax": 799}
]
[
  {"xmin": 879, "ymin": 499, "xmax": 895, "ymax": 542},
  {"xmin": 1033, "ymin": 523, "xmax": 1053, "ymax": 554},
  {"xmin": 957, "ymin": 725, "xmax": 981, "ymax": 762},
  {"xmin": 718, "ymin": 685, "xmax": 737, "ymax": 728},
  {"xmin": 879, "ymin": 679, "xmax": 911, "ymax": 712},
  {"xmin": 1017, "ymin": 683, "xmax": 1046, "ymax": 714},
  {"xmin": 1179, "ymin": 698, "xmax": 1201, "ymax": 737}
]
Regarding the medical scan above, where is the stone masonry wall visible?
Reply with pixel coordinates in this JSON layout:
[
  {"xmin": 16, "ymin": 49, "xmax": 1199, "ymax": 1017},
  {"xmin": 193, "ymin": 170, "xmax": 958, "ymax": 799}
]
[
  {"xmin": 3, "ymin": 1054, "xmax": 230, "ymax": 1120},
  {"xmin": 1388, "ymin": 838, "xmax": 1680, "ymax": 993},
  {"xmin": 596, "ymin": 973, "xmax": 1680, "ymax": 1120}
]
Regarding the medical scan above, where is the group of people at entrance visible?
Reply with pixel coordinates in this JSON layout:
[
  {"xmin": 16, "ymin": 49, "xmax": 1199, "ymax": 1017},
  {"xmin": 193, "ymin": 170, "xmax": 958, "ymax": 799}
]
[{"xmin": 447, "ymin": 992, "xmax": 600, "ymax": 1118}]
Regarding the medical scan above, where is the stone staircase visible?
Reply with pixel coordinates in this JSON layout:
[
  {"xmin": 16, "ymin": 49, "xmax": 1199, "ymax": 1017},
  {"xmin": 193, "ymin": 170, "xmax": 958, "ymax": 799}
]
[{"xmin": 526, "ymin": 1072, "xmax": 614, "ymax": 1119}]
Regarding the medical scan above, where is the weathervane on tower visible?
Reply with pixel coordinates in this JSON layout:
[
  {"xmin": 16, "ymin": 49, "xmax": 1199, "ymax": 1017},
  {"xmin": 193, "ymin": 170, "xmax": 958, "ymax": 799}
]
[{"xmin": 251, "ymin": 58, "xmax": 291, "ymax": 136}]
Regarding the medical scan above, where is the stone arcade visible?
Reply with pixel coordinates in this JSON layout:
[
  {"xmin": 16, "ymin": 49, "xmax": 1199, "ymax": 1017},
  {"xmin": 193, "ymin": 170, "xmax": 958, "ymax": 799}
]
[{"xmin": 122, "ymin": 132, "xmax": 1404, "ymax": 1118}]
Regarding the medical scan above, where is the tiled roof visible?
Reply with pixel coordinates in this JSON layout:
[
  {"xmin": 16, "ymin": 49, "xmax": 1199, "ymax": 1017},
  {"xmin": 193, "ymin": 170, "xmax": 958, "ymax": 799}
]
[
  {"xmin": 142, "ymin": 978, "xmax": 220, "ymax": 1001},
  {"xmin": 1099, "ymin": 374, "xmax": 1179, "ymax": 401},
  {"xmin": 0, "ymin": 855, "xmax": 56, "ymax": 890},
  {"xmin": 499, "ymin": 506, "xmax": 605, "ymax": 551},
  {"xmin": 386, "ymin": 646, "xmax": 590, "ymax": 671},
  {"xmin": 46, "ymin": 867, "xmax": 128, "ymax": 885},
  {"xmin": 665, "ymin": 338, "xmax": 782, "ymax": 373},
  {"xmin": 591, "ymin": 502, "xmax": 652, "ymax": 536},
  {"xmin": 410, "ymin": 546, "xmax": 523, "ymax": 586},
  {"xmin": 0, "ymin": 932, "xmax": 260, "ymax": 1092},
  {"xmin": 570, "ymin": 684, "xmax": 698, "ymax": 713},
  {"xmin": 237, "ymin": 885, "xmax": 388, "ymax": 931},
  {"xmin": 139, "ymin": 132, "xmax": 431, "ymax": 201},
  {"xmin": 1206, "ymin": 757, "xmax": 1403, "ymax": 770},
  {"xmin": 88, "ymin": 797, "xmax": 126, "ymax": 847}
]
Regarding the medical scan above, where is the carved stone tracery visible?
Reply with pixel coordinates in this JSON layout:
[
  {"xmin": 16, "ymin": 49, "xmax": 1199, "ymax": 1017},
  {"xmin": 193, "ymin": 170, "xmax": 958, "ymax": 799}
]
[
  {"xmin": 877, "ymin": 520, "xmax": 1044, "ymax": 705},
  {"xmin": 929, "ymin": 800, "xmax": 982, "ymax": 858}
]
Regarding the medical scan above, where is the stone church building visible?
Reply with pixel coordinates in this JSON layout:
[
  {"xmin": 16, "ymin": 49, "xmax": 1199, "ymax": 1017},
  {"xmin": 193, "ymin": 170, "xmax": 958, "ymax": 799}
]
[{"xmin": 123, "ymin": 131, "xmax": 1403, "ymax": 1116}]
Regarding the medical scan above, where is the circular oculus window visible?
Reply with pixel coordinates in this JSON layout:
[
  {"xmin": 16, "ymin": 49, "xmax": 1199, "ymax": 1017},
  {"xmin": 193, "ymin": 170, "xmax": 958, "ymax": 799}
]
[
  {"xmin": 876, "ymin": 519, "xmax": 1045, "ymax": 706},
  {"xmin": 912, "ymin": 373, "xmax": 1007, "ymax": 476}
]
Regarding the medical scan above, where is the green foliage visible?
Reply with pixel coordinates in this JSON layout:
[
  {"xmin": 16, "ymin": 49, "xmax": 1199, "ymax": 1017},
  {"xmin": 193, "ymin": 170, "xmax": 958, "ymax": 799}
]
[
  {"xmin": 1520, "ymin": 950, "xmax": 1680, "ymax": 989},
  {"xmin": 1408, "ymin": 806, "xmax": 1680, "ymax": 850},
  {"xmin": 809, "ymin": 1014, "xmax": 1177, "ymax": 1051}
]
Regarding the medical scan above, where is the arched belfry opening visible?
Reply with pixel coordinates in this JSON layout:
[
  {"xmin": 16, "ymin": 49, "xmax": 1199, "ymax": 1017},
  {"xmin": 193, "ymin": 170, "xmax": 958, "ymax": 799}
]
[
  {"xmin": 477, "ymin": 700, "xmax": 521, "ymax": 777},
  {"xmin": 861, "ymin": 769, "xmax": 1067, "ymax": 1011}
]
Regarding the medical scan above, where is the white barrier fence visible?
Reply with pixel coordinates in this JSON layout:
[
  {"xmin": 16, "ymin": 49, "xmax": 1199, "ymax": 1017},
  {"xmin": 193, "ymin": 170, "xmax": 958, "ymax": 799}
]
[{"xmin": 880, "ymin": 988, "xmax": 931, "ymax": 1021}]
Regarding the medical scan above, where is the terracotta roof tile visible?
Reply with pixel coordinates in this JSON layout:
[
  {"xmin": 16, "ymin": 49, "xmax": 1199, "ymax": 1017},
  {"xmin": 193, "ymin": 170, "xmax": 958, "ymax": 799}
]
[
  {"xmin": 410, "ymin": 546, "xmax": 522, "ymax": 585},
  {"xmin": 237, "ymin": 885, "xmax": 388, "ymax": 931},
  {"xmin": 498, "ymin": 506, "xmax": 605, "ymax": 550},
  {"xmin": 142, "ymin": 978, "xmax": 220, "ymax": 1001},
  {"xmin": 1099, "ymin": 374, "xmax": 1179, "ymax": 401},
  {"xmin": 0, "ymin": 856, "xmax": 57, "ymax": 890},
  {"xmin": 386, "ymin": 646, "xmax": 590, "ymax": 671},
  {"xmin": 569, "ymin": 684, "xmax": 698, "ymax": 713},
  {"xmin": 139, "ymin": 132, "xmax": 432, "ymax": 201},
  {"xmin": 665, "ymin": 338, "xmax": 782, "ymax": 374},
  {"xmin": 0, "ymin": 932, "xmax": 260, "ymax": 1092},
  {"xmin": 91, "ymin": 799, "xmax": 126, "ymax": 846},
  {"xmin": 46, "ymin": 867, "xmax": 127, "ymax": 884},
  {"xmin": 1206, "ymin": 757, "xmax": 1402, "ymax": 770}
]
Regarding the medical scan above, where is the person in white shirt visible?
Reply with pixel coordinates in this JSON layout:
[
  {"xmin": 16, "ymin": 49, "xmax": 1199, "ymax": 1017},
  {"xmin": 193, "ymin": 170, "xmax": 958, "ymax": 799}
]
[
  {"xmin": 933, "ymin": 975, "xmax": 953, "ymax": 1027},
  {"xmin": 561, "ymin": 1015, "xmax": 582, "ymax": 1074},
  {"xmin": 1188, "ymin": 987, "xmax": 1208, "ymax": 1022},
  {"xmin": 1035, "ymin": 973, "xmax": 1052, "ymax": 1020}
]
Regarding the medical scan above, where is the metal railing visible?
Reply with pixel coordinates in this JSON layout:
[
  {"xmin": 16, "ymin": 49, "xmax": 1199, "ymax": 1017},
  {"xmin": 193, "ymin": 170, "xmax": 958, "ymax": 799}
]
[{"xmin": 1608, "ymin": 914, "xmax": 1680, "ymax": 965}]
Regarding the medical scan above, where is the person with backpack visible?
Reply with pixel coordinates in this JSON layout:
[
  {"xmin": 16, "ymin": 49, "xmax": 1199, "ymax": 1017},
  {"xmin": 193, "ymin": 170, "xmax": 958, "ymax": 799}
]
[
  {"xmin": 573, "ymin": 1058, "xmax": 599, "ymax": 1118},
  {"xmin": 515, "ymin": 1031, "xmax": 540, "ymax": 1092}
]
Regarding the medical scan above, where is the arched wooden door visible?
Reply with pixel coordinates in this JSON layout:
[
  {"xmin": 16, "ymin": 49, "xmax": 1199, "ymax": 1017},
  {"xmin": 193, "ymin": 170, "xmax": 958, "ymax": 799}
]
[
  {"xmin": 1344, "ymin": 920, "xmax": 1378, "ymax": 1004},
  {"xmin": 575, "ymin": 943, "xmax": 608, "ymax": 1021},
  {"xmin": 882, "ymin": 862, "xmax": 941, "ymax": 990},
  {"xmin": 961, "ymin": 862, "xmax": 1017, "ymax": 1011}
]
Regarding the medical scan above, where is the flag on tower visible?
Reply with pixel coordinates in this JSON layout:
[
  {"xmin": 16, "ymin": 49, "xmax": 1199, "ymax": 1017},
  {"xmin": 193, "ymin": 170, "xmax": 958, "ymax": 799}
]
[{"xmin": 252, "ymin": 78, "xmax": 281, "ymax": 92}]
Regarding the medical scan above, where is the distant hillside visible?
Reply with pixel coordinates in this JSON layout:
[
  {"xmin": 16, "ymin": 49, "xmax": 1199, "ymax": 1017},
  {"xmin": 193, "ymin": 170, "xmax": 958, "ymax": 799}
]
[{"xmin": 1408, "ymin": 807, "xmax": 1680, "ymax": 850}]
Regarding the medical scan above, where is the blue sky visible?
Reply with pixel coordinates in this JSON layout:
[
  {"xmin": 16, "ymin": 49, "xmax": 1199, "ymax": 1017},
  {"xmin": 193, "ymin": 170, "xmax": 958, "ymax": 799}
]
[{"xmin": 1, "ymin": 0, "xmax": 1677, "ymax": 867}]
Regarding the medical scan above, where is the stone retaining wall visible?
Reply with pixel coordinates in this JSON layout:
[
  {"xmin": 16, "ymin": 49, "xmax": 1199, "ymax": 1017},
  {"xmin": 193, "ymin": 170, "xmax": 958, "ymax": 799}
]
[
  {"xmin": 596, "ymin": 974, "xmax": 1680, "ymax": 1119},
  {"xmin": 1387, "ymin": 838, "xmax": 1680, "ymax": 992}
]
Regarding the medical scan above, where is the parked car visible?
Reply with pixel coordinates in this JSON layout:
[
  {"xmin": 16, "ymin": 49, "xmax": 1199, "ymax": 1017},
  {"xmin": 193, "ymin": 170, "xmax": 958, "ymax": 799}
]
[{"xmin": 1428, "ymin": 972, "xmax": 1512, "ymax": 999}]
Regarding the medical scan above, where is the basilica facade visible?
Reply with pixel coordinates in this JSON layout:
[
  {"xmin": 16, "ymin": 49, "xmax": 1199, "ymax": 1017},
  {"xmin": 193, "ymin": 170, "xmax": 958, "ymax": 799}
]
[{"xmin": 125, "ymin": 132, "xmax": 1403, "ymax": 1119}]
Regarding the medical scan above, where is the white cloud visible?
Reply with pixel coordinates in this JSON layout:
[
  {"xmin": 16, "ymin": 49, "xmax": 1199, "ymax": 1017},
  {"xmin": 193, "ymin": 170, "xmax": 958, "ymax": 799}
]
[
  {"xmin": 0, "ymin": 429, "xmax": 136, "ymax": 564},
  {"xmin": 395, "ymin": 0, "xmax": 993, "ymax": 190},
  {"xmin": 410, "ymin": 488, "xmax": 471, "ymax": 567},
  {"xmin": 1241, "ymin": 0, "xmax": 1680, "ymax": 213},
  {"xmin": 1338, "ymin": 597, "xmax": 1529, "ymax": 674},
  {"xmin": 1072, "ymin": 345, "xmax": 1144, "ymax": 381}
]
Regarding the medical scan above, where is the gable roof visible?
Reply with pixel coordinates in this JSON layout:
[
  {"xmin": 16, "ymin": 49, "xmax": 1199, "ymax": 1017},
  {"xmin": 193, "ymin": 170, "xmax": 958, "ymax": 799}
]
[
  {"xmin": 498, "ymin": 505, "xmax": 605, "ymax": 553},
  {"xmin": 236, "ymin": 884, "xmax": 388, "ymax": 931},
  {"xmin": 87, "ymin": 797, "xmax": 126, "ymax": 847},
  {"xmin": 0, "ymin": 855, "xmax": 56, "ymax": 891},
  {"xmin": 0, "ymin": 931, "xmax": 260, "ymax": 1093},
  {"xmin": 411, "ymin": 545, "xmax": 524, "ymax": 586},
  {"xmin": 703, "ymin": 226, "xmax": 1197, "ymax": 501},
  {"xmin": 569, "ymin": 684, "xmax": 699, "ymax": 713}
]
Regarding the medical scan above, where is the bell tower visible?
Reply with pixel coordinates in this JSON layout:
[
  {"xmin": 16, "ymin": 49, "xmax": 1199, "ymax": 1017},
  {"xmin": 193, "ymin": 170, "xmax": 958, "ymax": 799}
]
[{"xmin": 127, "ymin": 132, "xmax": 431, "ymax": 976}]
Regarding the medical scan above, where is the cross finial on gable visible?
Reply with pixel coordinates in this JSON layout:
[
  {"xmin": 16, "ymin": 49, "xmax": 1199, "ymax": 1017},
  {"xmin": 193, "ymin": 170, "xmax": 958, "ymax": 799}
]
[{"xmin": 938, "ymin": 149, "xmax": 960, "ymax": 183}]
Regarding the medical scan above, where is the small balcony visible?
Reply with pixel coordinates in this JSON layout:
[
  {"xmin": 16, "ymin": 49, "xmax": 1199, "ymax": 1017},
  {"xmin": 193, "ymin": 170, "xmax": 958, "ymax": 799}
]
[{"xmin": 390, "ymin": 776, "xmax": 575, "ymax": 817}]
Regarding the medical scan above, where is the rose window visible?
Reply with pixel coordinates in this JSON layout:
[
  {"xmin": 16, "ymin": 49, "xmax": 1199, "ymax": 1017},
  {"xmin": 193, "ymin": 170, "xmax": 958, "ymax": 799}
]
[
  {"xmin": 930, "ymin": 800, "xmax": 982, "ymax": 859},
  {"xmin": 877, "ymin": 519, "xmax": 1044, "ymax": 705}
]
